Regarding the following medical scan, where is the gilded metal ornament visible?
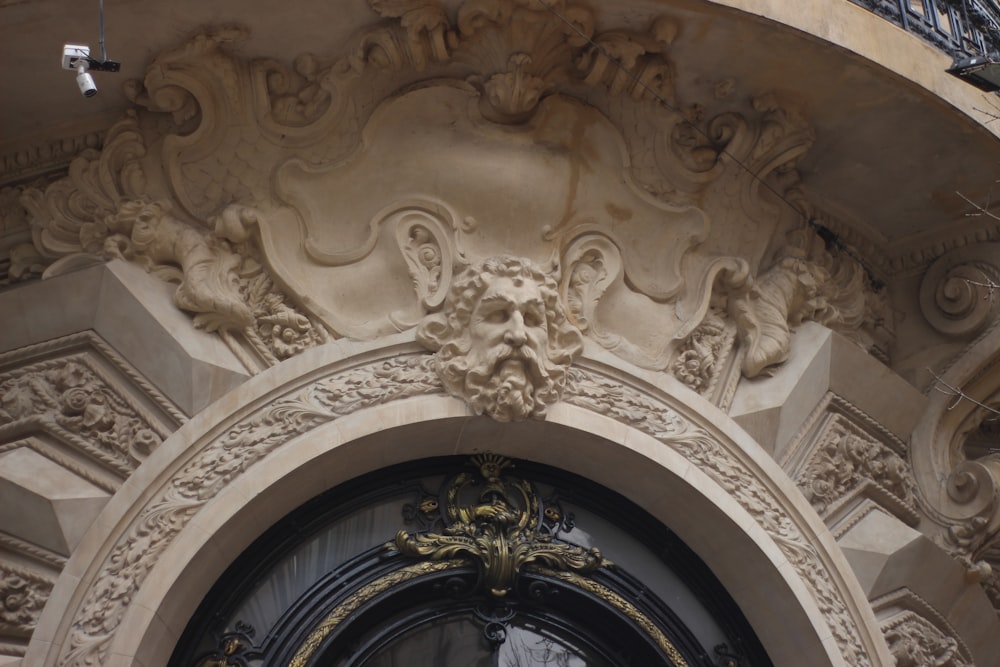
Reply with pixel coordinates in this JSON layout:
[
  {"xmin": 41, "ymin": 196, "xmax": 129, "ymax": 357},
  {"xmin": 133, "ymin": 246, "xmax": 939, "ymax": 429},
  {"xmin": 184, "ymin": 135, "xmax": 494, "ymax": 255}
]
[
  {"xmin": 392, "ymin": 454, "xmax": 606, "ymax": 597},
  {"xmin": 194, "ymin": 623, "xmax": 257, "ymax": 667},
  {"xmin": 285, "ymin": 455, "xmax": 692, "ymax": 666},
  {"xmin": 287, "ymin": 559, "xmax": 467, "ymax": 667}
]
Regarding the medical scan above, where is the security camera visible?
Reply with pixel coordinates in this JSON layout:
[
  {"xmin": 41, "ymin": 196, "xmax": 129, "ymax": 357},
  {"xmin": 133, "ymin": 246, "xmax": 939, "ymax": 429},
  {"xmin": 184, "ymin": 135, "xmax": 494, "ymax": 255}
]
[
  {"xmin": 62, "ymin": 44, "xmax": 120, "ymax": 98},
  {"xmin": 76, "ymin": 63, "xmax": 97, "ymax": 97}
]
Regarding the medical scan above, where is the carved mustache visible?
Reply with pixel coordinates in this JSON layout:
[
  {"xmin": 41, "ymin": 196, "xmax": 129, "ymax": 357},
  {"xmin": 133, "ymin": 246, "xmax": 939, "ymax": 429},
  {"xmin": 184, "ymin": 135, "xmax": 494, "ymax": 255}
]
[{"xmin": 470, "ymin": 343, "xmax": 549, "ymax": 386}]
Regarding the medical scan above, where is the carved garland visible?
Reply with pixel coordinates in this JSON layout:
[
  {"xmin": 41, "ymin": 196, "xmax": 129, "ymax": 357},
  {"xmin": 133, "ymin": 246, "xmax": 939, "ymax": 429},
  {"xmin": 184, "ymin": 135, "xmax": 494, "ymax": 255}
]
[
  {"xmin": 57, "ymin": 354, "xmax": 440, "ymax": 666},
  {"xmin": 562, "ymin": 368, "xmax": 873, "ymax": 666},
  {"xmin": 0, "ymin": 563, "xmax": 53, "ymax": 642},
  {"xmin": 0, "ymin": 355, "xmax": 174, "ymax": 473},
  {"xmin": 53, "ymin": 353, "xmax": 874, "ymax": 666}
]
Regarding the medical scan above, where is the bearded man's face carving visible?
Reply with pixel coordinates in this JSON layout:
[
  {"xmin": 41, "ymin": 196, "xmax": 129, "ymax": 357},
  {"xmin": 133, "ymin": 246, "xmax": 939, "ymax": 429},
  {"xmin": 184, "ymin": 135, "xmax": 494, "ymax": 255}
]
[{"xmin": 418, "ymin": 257, "xmax": 583, "ymax": 421}]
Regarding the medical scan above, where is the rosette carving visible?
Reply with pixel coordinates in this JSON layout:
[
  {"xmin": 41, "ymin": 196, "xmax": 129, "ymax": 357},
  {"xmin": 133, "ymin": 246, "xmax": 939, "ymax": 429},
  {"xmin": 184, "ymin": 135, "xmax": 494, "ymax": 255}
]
[{"xmin": 0, "ymin": 359, "xmax": 169, "ymax": 470}]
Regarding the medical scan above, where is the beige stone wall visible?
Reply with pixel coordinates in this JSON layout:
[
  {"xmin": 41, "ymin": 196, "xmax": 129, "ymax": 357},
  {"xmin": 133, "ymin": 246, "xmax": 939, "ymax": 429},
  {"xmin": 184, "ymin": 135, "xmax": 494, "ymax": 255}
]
[{"xmin": 2, "ymin": 1, "xmax": 1000, "ymax": 665}]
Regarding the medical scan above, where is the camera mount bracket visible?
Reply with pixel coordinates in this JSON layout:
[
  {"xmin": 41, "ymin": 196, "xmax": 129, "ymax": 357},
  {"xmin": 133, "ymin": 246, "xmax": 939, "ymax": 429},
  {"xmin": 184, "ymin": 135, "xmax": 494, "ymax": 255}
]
[{"xmin": 62, "ymin": 44, "xmax": 120, "ymax": 73}]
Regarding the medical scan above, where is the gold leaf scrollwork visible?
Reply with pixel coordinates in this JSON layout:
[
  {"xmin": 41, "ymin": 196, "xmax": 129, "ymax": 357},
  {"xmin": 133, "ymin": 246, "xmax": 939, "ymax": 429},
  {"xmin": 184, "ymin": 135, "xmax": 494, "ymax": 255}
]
[
  {"xmin": 392, "ymin": 454, "xmax": 605, "ymax": 597},
  {"xmin": 287, "ymin": 455, "xmax": 690, "ymax": 667}
]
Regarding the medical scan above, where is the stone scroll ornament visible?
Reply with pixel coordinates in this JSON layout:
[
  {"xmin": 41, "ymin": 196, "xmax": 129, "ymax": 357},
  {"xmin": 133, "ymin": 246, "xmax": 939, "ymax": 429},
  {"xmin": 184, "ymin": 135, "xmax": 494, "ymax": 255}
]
[
  {"xmin": 3, "ymin": 0, "xmax": 886, "ymax": 391},
  {"xmin": 900, "ymin": 243, "xmax": 1000, "ymax": 614}
]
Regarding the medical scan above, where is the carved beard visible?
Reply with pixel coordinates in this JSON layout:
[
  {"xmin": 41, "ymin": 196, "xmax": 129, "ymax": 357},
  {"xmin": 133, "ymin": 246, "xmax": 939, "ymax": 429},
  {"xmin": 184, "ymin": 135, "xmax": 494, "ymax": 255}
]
[{"xmin": 442, "ymin": 342, "xmax": 557, "ymax": 421}]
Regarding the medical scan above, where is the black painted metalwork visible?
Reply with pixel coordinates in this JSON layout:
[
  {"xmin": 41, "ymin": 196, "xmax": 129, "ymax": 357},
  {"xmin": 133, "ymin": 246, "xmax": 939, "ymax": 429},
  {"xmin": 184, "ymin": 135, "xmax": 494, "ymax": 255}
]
[
  {"xmin": 850, "ymin": 0, "xmax": 1000, "ymax": 57},
  {"xmin": 168, "ymin": 457, "xmax": 772, "ymax": 667}
]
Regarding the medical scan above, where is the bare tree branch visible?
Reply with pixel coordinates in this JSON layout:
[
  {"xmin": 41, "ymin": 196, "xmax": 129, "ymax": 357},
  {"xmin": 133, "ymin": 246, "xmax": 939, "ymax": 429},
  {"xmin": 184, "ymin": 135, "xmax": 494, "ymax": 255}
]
[{"xmin": 928, "ymin": 368, "xmax": 1000, "ymax": 422}]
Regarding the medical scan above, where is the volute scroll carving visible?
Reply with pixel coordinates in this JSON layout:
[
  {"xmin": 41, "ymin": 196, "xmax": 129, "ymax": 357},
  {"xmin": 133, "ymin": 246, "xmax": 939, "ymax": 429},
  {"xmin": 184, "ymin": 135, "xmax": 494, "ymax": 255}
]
[
  {"xmin": 909, "ymin": 253, "xmax": 999, "ymax": 592},
  {"xmin": 908, "ymin": 247, "xmax": 1000, "ymax": 614},
  {"xmin": 5, "ymin": 0, "xmax": 888, "ymax": 394},
  {"xmin": 920, "ymin": 243, "xmax": 1000, "ymax": 338}
]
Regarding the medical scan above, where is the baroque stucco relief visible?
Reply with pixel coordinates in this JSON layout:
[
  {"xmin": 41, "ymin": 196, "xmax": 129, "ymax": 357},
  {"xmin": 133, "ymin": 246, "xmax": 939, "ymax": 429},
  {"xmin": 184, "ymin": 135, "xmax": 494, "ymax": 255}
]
[
  {"xmin": 3, "ymin": 0, "xmax": 885, "ymax": 396},
  {"xmin": 2, "ymin": 2, "xmax": 999, "ymax": 661}
]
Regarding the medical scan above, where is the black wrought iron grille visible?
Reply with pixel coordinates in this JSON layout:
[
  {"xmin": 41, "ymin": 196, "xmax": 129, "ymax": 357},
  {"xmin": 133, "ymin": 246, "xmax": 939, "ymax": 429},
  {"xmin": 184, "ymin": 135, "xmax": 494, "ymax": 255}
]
[{"xmin": 851, "ymin": 0, "xmax": 1000, "ymax": 57}]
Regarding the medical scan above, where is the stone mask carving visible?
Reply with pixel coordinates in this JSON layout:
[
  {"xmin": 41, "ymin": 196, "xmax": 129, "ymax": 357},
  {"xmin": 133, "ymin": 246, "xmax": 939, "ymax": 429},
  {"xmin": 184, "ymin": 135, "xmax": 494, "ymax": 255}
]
[{"xmin": 418, "ymin": 256, "xmax": 583, "ymax": 421}]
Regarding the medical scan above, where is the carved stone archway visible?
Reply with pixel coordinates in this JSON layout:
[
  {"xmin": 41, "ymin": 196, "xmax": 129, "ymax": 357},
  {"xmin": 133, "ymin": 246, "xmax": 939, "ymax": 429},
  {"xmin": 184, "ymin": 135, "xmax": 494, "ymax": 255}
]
[
  {"xmin": 7, "ymin": 1, "xmax": 997, "ymax": 664},
  {"xmin": 28, "ymin": 335, "xmax": 890, "ymax": 667}
]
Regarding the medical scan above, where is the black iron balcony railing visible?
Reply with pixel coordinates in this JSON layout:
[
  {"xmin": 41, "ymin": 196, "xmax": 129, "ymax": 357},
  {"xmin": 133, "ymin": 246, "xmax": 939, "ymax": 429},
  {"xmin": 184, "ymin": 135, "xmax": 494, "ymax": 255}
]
[{"xmin": 851, "ymin": 0, "xmax": 1000, "ymax": 57}]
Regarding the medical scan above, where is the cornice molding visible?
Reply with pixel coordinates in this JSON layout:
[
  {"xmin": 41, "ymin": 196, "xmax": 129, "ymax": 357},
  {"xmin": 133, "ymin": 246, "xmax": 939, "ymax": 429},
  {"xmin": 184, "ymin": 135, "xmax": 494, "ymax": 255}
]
[{"xmin": 0, "ymin": 131, "xmax": 105, "ymax": 188}]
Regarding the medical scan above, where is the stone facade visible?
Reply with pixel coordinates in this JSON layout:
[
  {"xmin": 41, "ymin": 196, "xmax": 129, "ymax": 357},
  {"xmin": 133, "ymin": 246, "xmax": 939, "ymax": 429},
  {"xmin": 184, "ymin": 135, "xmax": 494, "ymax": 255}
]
[{"xmin": 1, "ymin": 0, "xmax": 999, "ymax": 665}]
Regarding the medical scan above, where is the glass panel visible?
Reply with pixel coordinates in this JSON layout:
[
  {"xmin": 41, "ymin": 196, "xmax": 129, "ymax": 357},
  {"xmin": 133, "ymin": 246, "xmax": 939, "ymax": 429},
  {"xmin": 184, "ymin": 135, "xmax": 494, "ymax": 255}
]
[
  {"xmin": 935, "ymin": 5, "xmax": 955, "ymax": 37},
  {"xmin": 347, "ymin": 616, "xmax": 492, "ymax": 667},
  {"xmin": 498, "ymin": 619, "xmax": 610, "ymax": 667},
  {"xmin": 227, "ymin": 495, "xmax": 414, "ymax": 635},
  {"xmin": 348, "ymin": 615, "xmax": 612, "ymax": 667},
  {"xmin": 551, "ymin": 496, "xmax": 729, "ymax": 653}
]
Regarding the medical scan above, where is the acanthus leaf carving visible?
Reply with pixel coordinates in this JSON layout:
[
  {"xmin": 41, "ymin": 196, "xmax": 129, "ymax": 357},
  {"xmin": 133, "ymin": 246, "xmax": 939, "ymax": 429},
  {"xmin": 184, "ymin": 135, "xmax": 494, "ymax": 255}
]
[
  {"xmin": 58, "ymin": 353, "xmax": 442, "ymax": 667},
  {"xmin": 18, "ymin": 114, "xmax": 147, "ymax": 263},
  {"xmin": 0, "ymin": 564, "xmax": 53, "ymax": 639},
  {"xmin": 392, "ymin": 454, "xmax": 605, "ymax": 598},
  {"xmin": 110, "ymin": 199, "xmax": 253, "ymax": 332},
  {"xmin": 561, "ymin": 365, "xmax": 872, "ymax": 666},
  {"xmin": 6, "ymin": 0, "xmax": 890, "ymax": 393},
  {"xmin": 798, "ymin": 416, "xmax": 918, "ymax": 522},
  {"xmin": 729, "ymin": 226, "xmax": 875, "ymax": 377}
]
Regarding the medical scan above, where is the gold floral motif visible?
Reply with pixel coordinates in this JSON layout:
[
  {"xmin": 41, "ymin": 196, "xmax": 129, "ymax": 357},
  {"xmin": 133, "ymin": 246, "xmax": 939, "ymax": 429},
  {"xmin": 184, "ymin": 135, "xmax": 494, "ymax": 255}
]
[{"xmin": 392, "ymin": 454, "xmax": 604, "ymax": 597}]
